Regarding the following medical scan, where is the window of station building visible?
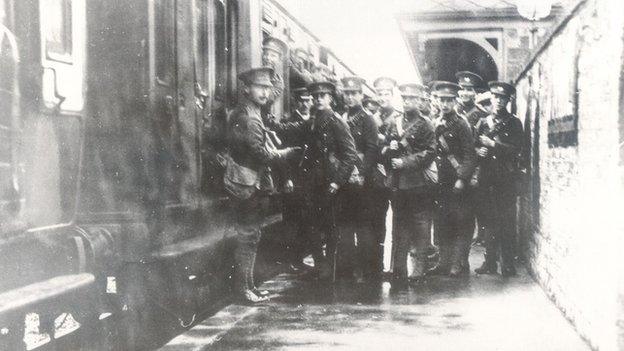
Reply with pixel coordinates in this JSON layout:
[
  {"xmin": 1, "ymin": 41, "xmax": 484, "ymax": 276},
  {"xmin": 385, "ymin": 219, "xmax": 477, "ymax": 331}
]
[
  {"xmin": 41, "ymin": 0, "xmax": 72, "ymax": 62},
  {"xmin": 154, "ymin": 0, "xmax": 175, "ymax": 86}
]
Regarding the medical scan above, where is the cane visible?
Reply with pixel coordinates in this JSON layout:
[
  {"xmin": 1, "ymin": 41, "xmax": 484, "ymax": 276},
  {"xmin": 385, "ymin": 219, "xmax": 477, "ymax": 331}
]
[{"xmin": 329, "ymin": 193, "xmax": 340, "ymax": 283}]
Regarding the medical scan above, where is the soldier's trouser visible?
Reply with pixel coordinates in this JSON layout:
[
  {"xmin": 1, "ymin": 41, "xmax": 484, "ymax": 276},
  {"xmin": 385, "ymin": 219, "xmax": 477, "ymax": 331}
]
[
  {"xmin": 471, "ymin": 186, "xmax": 490, "ymax": 243},
  {"xmin": 282, "ymin": 191, "xmax": 307, "ymax": 265},
  {"xmin": 434, "ymin": 188, "xmax": 474, "ymax": 271},
  {"xmin": 336, "ymin": 186, "xmax": 375, "ymax": 278},
  {"xmin": 301, "ymin": 187, "xmax": 338, "ymax": 276},
  {"xmin": 368, "ymin": 187, "xmax": 391, "ymax": 276},
  {"xmin": 482, "ymin": 184, "xmax": 517, "ymax": 269},
  {"xmin": 230, "ymin": 194, "xmax": 269, "ymax": 293},
  {"xmin": 391, "ymin": 190, "xmax": 433, "ymax": 278}
]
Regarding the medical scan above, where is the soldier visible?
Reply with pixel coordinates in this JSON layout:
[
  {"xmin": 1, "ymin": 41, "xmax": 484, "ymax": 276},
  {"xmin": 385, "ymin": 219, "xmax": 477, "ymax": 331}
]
[
  {"xmin": 337, "ymin": 76, "xmax": 379, "ymax": 281},
  {"xmin": 385, "ymin": 83, "xmax": 436, "ymax": 284},
  {"xmin": 262, "ymin": 36, "xmax": 288, "ymax": 118},
  {"xmin": 266, "ymin": 81, "xmax": 359, "ymax": 281},
  {"xmin": 415, "ymin": 85, "xmax": 432, "ymax": 121},
  {"xmin": 474, "ymin": 82, "xmax": 523, "ymax": 277},
  {"xmin": 426, "ymin": 82, "xmax": 477, "ymax": 277},
  {"xmin": 455, "ymin": 72, "xmax": 490, "ymax": 249},
  {"xmin": 280, "ymin": 87, "xmax": 314, "ymax": 273},
  {"xmin": 226, "ymin": 67, "xmax": 300, "ymax": 303},
  {"xmin": 455, "ymin": 71, "xmax": 488, "ymax": 128},
  {"xmin": 427, "ymin": 80, "xmax": 443, "ymax": 122},
  {"xmin": 371, "ymin": 76, "xmax": 403, "ymax": 278}
]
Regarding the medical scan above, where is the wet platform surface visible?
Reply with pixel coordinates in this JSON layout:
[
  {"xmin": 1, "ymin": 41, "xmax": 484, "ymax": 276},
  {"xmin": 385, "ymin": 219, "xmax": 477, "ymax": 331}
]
[{"xmin": 160, "ymin": 247, "xmax": 590, "ymax": 351}]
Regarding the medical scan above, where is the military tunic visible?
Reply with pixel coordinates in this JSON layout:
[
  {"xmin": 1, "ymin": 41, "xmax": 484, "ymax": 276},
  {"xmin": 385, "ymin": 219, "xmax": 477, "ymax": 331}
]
[
  {"xmin": 370, "ymin": 106, "xmax": 404, "ymax": 276},
  {"xmin": 474, "ymin": 111, "xmax": 523, "ymax": 273},
  {"xmin": 432, "ymin": 111, "xmax": 477, "ymax": 275},
  {"xmin": 336, "ymin": 105, "xmax": 379, "ymax": 278},
  {"xmin": 388, "ymin": 111, "xmax": 436, "ymax": 279}
]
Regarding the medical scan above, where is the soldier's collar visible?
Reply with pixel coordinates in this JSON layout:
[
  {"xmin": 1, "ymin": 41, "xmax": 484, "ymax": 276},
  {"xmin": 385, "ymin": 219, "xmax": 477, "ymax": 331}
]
[{"xmin": 242, "ymin": 97, "xmax": 262, "ymax": 114}]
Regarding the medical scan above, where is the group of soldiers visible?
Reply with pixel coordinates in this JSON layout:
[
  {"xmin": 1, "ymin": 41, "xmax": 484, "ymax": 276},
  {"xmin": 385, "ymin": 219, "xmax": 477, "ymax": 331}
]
[{"xmin": 224, "ymin": 36, "xmax": 523, "ymax": 303}]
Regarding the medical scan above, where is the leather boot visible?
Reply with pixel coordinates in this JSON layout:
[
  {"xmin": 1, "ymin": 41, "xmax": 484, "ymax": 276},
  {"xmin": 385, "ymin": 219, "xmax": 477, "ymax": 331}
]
[{"xmin": 426, "ymin": 244, "xmax": 450, "ymax": 276}]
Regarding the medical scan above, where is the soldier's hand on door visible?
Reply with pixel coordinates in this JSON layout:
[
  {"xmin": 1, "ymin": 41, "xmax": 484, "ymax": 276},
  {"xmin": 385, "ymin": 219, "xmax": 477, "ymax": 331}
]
[
  {"xmin": 328, "ymin": 183, "xmax": 339, "ymax": 195},
  {"xmin": 477, "ymin": 147, "xmax": 489, "ymax": 158},
  {"xmin": 390, "ymin": 158, "xmax": 404, "ymax": 169},
  {"xmin": 479, "ymin": 135, "xmax": 495, "ymax": 148}
]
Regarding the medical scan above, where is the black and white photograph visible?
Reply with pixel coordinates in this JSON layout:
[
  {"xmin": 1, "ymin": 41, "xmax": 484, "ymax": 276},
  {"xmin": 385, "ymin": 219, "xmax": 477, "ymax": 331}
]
[{"xmin": 0, "ymin": 0, "xmax": 622, "ymax": 349}]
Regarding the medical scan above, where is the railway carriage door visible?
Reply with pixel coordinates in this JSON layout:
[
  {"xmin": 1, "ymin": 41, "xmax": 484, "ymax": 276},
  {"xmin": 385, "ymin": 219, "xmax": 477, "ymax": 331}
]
[{"xmin": 151, "ymin": 0, "xmax": 199, "ymax": 208}]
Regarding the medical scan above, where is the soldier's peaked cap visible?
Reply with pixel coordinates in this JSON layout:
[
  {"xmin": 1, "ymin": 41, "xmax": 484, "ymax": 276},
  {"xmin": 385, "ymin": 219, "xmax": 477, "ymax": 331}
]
[
  {"xmin": 455, "ymin": 71, "xmax": 483, "ymax": 88},
  {"xmin": 341, "ymin": 76, "xmax": 366, "ymax": 92},
  {"xmin": 488, "ymin": 81, "xmax": 516, "ymax": 97},
  {"xmin": 238, "ymin": 67, "xmax": 274, "ymax": 87},
  {"xmin": 427, "ymin": 80, "xmax": 444, "ymax": 96},
  {"xmin": 293, "ymin": 87, "xmax": 312, "ymax": 100},
  {"xmin": 399, "ymin": 83, "xmax": 429, "ymax": 98},
  {"xmin": 434, "ymin": 81, "xmax": 461, "ymax": 98},
  {"xmin": 308, "ymin": 81, "xmax": 336, "ymax": 95},
  {"xmin": 262, "ymin": 36, "xmax": 288, "ymax": 55},
  {"xmin": 373, "ymin": 77, "xmax": 397, "ymax": 91}
]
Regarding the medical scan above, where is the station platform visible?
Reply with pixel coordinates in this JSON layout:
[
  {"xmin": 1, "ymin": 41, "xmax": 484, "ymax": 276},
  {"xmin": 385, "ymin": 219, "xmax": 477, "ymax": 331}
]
[{"xmin": 160, "ymin": 246, "xmax": 591, "ymax": 351}]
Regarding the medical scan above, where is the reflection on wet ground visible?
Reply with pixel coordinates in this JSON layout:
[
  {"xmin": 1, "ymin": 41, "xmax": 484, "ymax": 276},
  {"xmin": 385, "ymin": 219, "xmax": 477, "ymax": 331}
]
[{"xmin": 161, "ymin": 247, "xmax": 590, "ymax": 351}]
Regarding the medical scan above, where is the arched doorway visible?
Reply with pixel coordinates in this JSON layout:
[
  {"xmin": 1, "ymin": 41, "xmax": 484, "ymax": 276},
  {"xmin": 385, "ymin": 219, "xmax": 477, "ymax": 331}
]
[{"xmin": 423, "ymin": 38, "xmax": 498, "ymax": 87}]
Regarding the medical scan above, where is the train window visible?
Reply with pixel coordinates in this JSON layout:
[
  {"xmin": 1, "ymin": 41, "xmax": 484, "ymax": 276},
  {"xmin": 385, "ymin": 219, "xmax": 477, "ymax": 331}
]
[
  {"xmin": 154, "ymin": 0, "xmax": 175, "ymax": 86},
  {"xmin": 41, "ymin": 0, "xmax": 72, "ymax": 62},
  {"xmin": 40, "ymin": 0, "xmax": 85, "ymax": 112},
  {"xmin": 194, "ymin": 0, "xmax": 209, "ymax": 91}
]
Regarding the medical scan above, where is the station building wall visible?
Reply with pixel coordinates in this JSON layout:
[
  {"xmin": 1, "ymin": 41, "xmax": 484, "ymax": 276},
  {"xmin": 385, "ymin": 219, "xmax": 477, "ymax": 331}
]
[{"xmin": 514, "ymin": 0, "xmax": 624, "ymax": 349}]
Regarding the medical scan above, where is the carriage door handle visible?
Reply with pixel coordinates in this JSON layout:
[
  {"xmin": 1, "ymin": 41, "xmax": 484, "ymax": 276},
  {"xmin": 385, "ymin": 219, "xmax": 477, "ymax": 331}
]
[{"xmin": 164, "ymin": 95, "xmax": 175, "ymax": 118}]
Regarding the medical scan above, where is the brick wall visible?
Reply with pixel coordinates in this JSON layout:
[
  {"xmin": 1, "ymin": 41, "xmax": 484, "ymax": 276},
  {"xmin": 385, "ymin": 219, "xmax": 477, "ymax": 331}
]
[{"xmin": 515, "ymin": 0, "xmax": 624, "ymax": 350}]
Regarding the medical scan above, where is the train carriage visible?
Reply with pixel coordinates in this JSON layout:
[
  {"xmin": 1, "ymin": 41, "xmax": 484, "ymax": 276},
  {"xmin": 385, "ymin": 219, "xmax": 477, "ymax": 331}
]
[{"xmin": 0, "ymin": 0, "xmax": 272, "ymax": 349}]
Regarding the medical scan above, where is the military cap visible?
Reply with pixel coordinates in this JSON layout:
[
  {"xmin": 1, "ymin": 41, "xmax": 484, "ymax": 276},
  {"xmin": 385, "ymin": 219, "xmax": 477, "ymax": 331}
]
[
  {"xmin": 399, "ymin": 83, "xmax": 429, "ymax": 98},
  {"xmin": 341, "ymin": 76, "xmax": 366, "ymax": 92},
  {"xmin": 362, "ymin": 95, "xmax": 380, "ymax": 107},
  {"xmin": 262, "ymin": 36, "xmax": 288, "ymax": 56},
  {"xmin": 373, "ymin": 77, "xmax": 397, "ymax": 92},
  {"xmin": 488, "ymin": 81, "xmax": 516, "ymax": 97},
  {"xmin": 238, "ymin": 67, "xmax": 274, "ymax": 87},
  {"xmin": 427, "ymin": 80, "xmax": 444, "ymax": 95},
  {"xmin": 308, "ymin": 81, "xmax": 335, "ymax": 95},
  {"xmin": 292, "ymin": 87, "xmax": 312, "ymax": 100},
  {"xmin": 434, "ymin": 81, "xmax": 461, "ymax": 98},
  {"xmin": 455, "ymin": 71, "xmax": 483, "ymax": 88}
]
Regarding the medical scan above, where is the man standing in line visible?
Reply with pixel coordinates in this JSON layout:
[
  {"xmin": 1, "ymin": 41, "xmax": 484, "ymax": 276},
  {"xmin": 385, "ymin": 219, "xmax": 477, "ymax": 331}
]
[
  {"xmin": 474, "ymin": 82, "xmax": 523, "ymax": 277},
  {"xmin": 455, "ymin": 71, "xmax": 490, "ymax": 249},
  {"xmin": 426, "ymin": 82, "xmax": 477, "ymax": 277},
  {"xmin": 226, "ymin": 67, "xmax": 300, "ymax": 302},
  {"xmin": 455, "ymin": 71, "xmax": 488, "ymax": 128},
  {"xmin": 336, "ymin": 76, "xmax": 379, "ymax": 281},
  {"xmin": 266, "ymin": 81, "xmax": 359, "ymax": 281},
  {"xmin": 369, "ymin": 77, "xmax": 402, "ymax": 278},
  {"xmin": 385, "ymin": 83, "xmax": 437, "ymax": 285},
  {"xmin": 280, "ymin": 87, "xmax": 314, "ymax": 273}
]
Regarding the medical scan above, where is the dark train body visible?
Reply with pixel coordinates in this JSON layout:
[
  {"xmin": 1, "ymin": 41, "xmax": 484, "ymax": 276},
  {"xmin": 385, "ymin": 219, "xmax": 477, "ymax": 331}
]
[{"xmin": 0, "ymin": 0, "xmax": 282, "ymax": 349}]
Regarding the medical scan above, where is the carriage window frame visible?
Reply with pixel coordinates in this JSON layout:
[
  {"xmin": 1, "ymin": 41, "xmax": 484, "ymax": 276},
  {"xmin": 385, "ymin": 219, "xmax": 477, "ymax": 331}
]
[
  {"xmin": 41, "ymin": 0, "xmax": 73, "ymax": 64},
  {"xmin": 154, "ymin": 0, "xmax": 176, "ymax": 87}
]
